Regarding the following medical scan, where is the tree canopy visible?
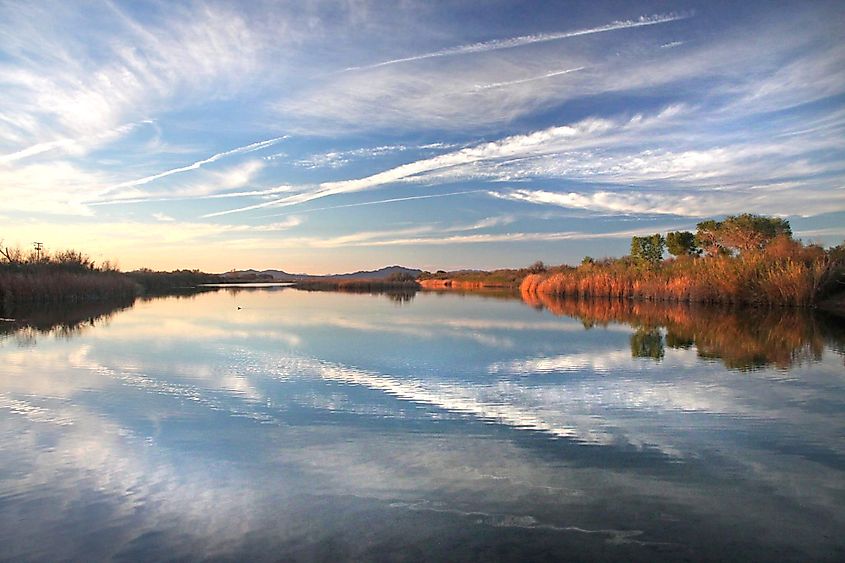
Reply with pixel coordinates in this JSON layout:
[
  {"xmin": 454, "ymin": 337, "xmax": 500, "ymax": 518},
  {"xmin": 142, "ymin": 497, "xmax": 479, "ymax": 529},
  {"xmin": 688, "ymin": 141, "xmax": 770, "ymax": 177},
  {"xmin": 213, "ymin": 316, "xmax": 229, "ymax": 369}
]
[
  {"xmin": 666, "ymin": 231, "xmax": 700, "ymax": 257},
  {"xmin": 630, "ymin": 234, "xmax": 665, "ymax": 267},
  {"xmin": 695, "ymin": 214, "xmax": 792, "ymax": 256}
]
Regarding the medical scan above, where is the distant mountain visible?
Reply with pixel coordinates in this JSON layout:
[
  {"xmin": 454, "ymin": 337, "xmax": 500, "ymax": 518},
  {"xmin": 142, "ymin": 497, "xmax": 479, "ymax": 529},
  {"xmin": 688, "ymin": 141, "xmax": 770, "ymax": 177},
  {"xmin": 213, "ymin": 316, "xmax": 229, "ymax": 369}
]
[
  {"xmin": 333, "ymin": 266, "xmax": 422, "ymax": 280},
  {"xmin": 220, "ymin": 269, "xmax": 304, "ymax": 281},
  {"xmin": 221, "ymin": 265, "xmax": 422, "ymax": 282}
]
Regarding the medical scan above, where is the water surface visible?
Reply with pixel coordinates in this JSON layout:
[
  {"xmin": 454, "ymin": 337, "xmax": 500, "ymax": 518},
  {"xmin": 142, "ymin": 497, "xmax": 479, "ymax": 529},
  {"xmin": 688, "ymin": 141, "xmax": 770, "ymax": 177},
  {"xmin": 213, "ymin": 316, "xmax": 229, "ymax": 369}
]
[{"xmin": 1, "ymin": 288, "xmax": 844, "ymax": 561}]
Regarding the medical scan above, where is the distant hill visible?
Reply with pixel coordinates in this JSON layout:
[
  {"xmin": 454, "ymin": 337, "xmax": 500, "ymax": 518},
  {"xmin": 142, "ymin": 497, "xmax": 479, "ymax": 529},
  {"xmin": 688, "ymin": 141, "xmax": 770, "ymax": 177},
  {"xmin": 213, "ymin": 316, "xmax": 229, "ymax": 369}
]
[
  {"xmin": 333, "ymin": 265, "xmax": 422, "ymax": 280},
  {"xmin": 221, "ymin": 265, "xmax": 422, "ymax": 282}
]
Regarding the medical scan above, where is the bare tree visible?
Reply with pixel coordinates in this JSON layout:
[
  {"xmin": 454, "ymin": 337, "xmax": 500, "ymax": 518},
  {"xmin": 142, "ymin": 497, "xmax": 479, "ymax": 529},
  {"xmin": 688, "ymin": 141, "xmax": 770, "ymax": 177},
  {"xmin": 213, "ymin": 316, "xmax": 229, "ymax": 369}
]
[{"xmin": 0, "ymin": 240, "xmax": 21, "ymax": 265}]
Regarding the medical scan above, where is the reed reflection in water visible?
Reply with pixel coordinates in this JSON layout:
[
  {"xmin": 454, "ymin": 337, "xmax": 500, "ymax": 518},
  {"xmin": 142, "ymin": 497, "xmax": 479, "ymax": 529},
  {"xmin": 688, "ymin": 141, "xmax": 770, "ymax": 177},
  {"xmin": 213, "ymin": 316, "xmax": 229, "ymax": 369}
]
[{"xmin": 521, "ymin": 290, "xmax": 845, "ymax": 371}]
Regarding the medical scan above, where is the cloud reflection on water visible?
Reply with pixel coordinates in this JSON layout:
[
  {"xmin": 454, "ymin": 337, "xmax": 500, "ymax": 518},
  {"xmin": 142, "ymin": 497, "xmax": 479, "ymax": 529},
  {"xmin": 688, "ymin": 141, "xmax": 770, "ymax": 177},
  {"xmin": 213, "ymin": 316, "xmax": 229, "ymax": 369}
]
[{"xmin": 0, "ymin": 288, "xmax": 843, "ymax": 560}]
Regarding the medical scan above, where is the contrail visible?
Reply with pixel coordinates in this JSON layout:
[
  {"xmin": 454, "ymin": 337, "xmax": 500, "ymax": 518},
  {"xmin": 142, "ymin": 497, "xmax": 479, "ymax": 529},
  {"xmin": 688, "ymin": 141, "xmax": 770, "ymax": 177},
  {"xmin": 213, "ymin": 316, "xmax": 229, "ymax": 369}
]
[
  {"xmin": 344, "ymin": 13, "xmax": 690, "ymax": 71},
  {"xmin": 105, "ymin": 136, "xmax": 288, "ymax": 192},
  {"xmin": 474, "ymin": 66, "xmax": 586, "ymax": 90},
  {"xmin": 87, "ymin": 185, "xmax": 299, "ymax": 206},
  {"xmin": 259, "ymin": 190, "xmax": 487, "ymax": 217}
]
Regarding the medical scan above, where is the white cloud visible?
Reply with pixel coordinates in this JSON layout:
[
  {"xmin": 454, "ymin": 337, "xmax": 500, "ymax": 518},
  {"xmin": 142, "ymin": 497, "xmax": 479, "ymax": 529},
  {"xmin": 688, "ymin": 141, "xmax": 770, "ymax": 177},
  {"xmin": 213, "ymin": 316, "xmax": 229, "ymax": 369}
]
[
  {"xmin": 294, "ymin": 145, "xmax": 407, "ymax": 169},
  {"xmin": 0, "ymin": 3, "xmax": 267, "ymax": 150},
  {"xmin": 86, "ymin": 159, "xmax": 282, "ymax": 208},
  {"xmin": 293, "ymin": 142, "xmax": 459, "ymax": 169},
  {"xmin": 224, "ymin": 222, "xmax": 687, "ymax": 250},
  {"xmin": 491, "ymin": 186, "xmax": 845, "ymax": 218},
  {"xmin": 0, "ymin": 160, "xmax": 107, "ymax": 215},
  {"xmin": 0, "ymin": 122, "xmax": 144, "ymax": 164},
  {"xmin": 275, "ymin": 8, "xmax": 843, "ymax": 137}
]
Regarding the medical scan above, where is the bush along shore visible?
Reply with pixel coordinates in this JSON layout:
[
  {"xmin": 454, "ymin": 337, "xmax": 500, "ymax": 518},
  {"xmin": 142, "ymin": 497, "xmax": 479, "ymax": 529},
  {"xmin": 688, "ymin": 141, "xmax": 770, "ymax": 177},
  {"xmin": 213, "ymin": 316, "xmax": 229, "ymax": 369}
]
[
  {"xmin": 0, "ymin": 244, "xmax": 222, "ymax": 309},
  {"xmin": 521, "ymin": 214, "xmax": 845, "ymax": 307}
]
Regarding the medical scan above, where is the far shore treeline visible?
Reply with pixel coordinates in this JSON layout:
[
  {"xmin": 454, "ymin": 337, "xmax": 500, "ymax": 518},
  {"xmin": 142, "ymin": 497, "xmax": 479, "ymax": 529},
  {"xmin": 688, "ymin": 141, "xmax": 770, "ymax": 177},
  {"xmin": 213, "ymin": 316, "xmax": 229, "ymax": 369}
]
[{"xmin": 2, "ymin": 214, "xmax": 844, "ymax": 310}]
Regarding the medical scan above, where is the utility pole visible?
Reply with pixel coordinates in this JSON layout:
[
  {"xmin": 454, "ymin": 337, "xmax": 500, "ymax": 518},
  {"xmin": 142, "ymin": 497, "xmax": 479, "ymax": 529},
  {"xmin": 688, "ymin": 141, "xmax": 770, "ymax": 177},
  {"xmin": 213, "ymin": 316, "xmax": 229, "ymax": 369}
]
[{"xmin": 33, "ymin": 242, "xmax": 43, "ymax": 261}]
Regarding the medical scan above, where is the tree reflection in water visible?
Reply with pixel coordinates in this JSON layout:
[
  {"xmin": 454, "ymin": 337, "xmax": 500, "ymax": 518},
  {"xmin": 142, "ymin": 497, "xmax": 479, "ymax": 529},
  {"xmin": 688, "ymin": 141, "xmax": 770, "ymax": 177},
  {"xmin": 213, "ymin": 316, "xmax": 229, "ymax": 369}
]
[
  {"xmin": 0, "ymin": 298, "xmax": 135, "ymax": 346},
  {"xmin": 521, "ymin": 290, "xmax": 845, "ymax": 370}
]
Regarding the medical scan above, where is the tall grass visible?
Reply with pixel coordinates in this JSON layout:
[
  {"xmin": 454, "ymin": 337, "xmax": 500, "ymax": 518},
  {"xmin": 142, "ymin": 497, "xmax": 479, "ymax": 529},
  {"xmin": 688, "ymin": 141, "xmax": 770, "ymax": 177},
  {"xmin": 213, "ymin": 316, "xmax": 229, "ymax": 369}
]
[
  {"xmin": 521, "ymin": 238, "xmax": 842, "ymax": 306},
  {"xmin": 0, "ymin": 271, "xmax": 139, "ymax": 308},
  {"xmin": 0, "ymin": 247, "xmax": 138, "ymax": 307}
]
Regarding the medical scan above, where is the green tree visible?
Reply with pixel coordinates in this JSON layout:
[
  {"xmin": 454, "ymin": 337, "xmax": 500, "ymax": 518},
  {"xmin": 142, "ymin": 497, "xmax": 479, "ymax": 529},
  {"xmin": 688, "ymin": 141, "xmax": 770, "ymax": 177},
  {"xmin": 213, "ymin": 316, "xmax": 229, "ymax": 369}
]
[
  {"xmin": 696, "ymin": 214, "xmax": 792, "ymax": 257},
  {"xmin": 666, "ymin": 231, "xmax": 700, "ymax": 257},
  {"xmin": 631, "ymin": 234, "xmax": 665, "ymax": 267},
  {"xmin": 719, "ymin": 214, "xmax": 791, "ymax": 253},
  {"xmin": 695, "ymin": 219, "xmax": 724, "ymax": 257}
]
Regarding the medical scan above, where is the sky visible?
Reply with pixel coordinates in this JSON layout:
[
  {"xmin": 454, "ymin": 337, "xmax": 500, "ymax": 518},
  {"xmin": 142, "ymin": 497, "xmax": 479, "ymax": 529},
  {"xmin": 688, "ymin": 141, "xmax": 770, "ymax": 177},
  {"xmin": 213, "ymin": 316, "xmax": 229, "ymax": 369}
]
[{"xmin": 1, "ymin": 0, "xmax": 843, "ymax": 274}]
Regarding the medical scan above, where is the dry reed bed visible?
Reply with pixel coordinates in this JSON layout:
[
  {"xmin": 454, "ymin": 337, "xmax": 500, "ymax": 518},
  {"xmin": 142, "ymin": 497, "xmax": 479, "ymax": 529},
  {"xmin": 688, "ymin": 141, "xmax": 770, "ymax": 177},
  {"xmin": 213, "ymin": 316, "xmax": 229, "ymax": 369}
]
[
  {"xmin": 0, "ymin": 271, "xmax": 139, "ymax": 307},
  {"xmin": 521, "ymin": 250, "xmax": 836, "ymax": 306}
]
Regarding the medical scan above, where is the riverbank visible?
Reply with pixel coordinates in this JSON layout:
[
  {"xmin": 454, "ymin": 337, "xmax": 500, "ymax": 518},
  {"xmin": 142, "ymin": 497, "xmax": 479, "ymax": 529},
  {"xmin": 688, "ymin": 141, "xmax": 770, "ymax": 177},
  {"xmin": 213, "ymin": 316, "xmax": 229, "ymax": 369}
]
[
  {"xmin": 418, "ymin": 266, "xmax": 530, "ymax": 290},
  {"xmin": 818, "ymin": 293, "xmax": 845, "ymax": 317},
  {"xmin": 419, "ymin": 279, "xmax": 512, "ymax": 290},
  {"xmin": 292, "ymin": 278, "xmax": 420, "ymax": 292}
]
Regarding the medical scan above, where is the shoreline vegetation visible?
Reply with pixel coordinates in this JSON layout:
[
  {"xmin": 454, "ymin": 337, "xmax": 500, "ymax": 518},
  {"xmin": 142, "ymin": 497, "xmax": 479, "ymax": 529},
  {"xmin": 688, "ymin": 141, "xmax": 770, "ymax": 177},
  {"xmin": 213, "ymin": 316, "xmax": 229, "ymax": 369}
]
[
  {"xmin": 520, "ymin": 215, "xmax": 844, "ymax": 307},
  {"xmin": 0, "ymin": 243, "xmax": 224, "ymax": 311},
  {"xmin": 2, "ymin": 214, "xmax": 843, "ymax": 312},
  {"xmin": 292, "ymin": 274, "xmax": 420, "ymax": 293}
]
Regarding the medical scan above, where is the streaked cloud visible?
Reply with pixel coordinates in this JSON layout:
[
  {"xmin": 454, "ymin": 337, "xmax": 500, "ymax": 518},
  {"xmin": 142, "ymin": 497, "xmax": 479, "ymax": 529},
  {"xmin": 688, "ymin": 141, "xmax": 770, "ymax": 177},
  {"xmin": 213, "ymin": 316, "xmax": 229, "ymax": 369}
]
[
  {"xmin": 204, "ymin": 110, "xmax": 669, "ymax": 217},
  {"xmin": 490, "ymin": 186, "xmax": 845, "ymax": 219}
]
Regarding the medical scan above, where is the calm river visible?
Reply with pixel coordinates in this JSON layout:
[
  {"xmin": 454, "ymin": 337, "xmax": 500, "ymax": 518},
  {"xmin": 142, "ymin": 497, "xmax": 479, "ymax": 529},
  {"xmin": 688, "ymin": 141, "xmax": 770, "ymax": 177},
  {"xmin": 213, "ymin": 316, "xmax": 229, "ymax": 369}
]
[{"xmin": 1, "ymin": 287, "xmax": 843, "ymax": 561}]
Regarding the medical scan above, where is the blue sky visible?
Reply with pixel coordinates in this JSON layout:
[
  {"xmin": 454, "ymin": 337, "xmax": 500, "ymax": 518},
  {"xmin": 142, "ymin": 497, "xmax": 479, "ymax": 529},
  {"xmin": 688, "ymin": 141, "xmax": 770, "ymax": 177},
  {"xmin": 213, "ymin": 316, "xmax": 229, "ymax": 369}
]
[{"xmin": 1, "ymin": 0, "xmax": 843, "ymax": 273}]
